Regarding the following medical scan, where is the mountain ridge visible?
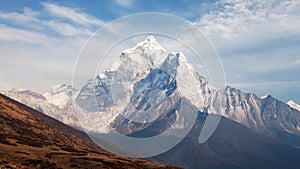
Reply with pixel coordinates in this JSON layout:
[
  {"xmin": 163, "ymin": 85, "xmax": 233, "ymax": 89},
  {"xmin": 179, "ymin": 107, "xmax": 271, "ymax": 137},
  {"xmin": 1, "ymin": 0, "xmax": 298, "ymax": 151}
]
[
  {"xmin": 2, "ymin": 85, "xmax": 80, "ymax": 128},
  {"xmin": 287, "ymin": 100, "xmax": 300, "ymax": 112},
  {"xmin": 2, "ymin": 36, "xmax": 300, "ymax": 168},
  {"xmin": 75, "ymin": 36, "xmax": 300, "ymax": 142},
  {"xmin": 3, "ymin": 36, "xmax": 300, "ymax": 144},
  {"xmin": 0, "ymin": 93, "xmax": 181, "ymax": 169}
]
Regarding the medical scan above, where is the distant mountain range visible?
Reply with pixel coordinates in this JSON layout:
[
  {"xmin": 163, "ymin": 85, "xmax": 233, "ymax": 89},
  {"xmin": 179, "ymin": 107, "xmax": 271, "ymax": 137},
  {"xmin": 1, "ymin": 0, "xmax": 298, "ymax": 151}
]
[
  {"xmin": 2, "ymin": 36, "xmax": 300, "ymax": 168},
  {"xmin": 0, "ymin": 93, "xmax": 180, "ymax": 169},
  {"xmin": 2, "ymin": 84, "xmax": 80, "ymax": 128}
]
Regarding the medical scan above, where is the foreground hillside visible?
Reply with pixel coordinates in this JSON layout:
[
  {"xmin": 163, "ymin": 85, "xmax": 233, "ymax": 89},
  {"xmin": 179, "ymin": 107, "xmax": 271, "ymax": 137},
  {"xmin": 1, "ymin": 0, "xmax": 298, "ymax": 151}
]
[{"xmin": 0, "ymin": 94, "xmax": 180, "ymax": 169}]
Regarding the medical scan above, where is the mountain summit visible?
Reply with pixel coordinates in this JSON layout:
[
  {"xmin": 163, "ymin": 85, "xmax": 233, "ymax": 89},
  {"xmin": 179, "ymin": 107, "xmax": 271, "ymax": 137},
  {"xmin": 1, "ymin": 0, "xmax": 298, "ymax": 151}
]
[
  {"xmin": 75, "ymin": 36, "xmax": 300, "ymax": 139},
  {"xmin": 43, "ymin": 84, "xmax": 76, "ymax": 109},
  {"xmin": 2, "ymin": 36, "xmax": 300, "ymax": 168},
  {"xmin": 75, "ymin": 36, "xmax": 210, "ymax": 134},
  {"xmin": 122, "ymin": 35, "xmax": 166, "ymax": 55},
  {"xmin": 3, "ymin": 36, "xmax": 300, "ymax": 142}
]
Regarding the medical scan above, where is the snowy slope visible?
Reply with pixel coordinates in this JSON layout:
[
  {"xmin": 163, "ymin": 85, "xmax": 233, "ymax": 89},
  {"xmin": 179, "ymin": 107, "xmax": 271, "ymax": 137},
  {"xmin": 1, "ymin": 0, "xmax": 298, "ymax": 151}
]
[
  {"xmin": 209, "ymin": 87, "xmax": 300, "ymax": 135},
  {"xmin": 2, "ymin": 85, "xmax": 80, "ymax": 127},
  {"xmin": 43, "ymin": 84, "xmax": 75, "ymax": 109},
  {"xmin": 76, "ymin": 36, "xmax": 300, "ymax": 137},
  {"xmin": 287, "ymin": 100, "xmax": 300, "ymax": 112},
  {"xmin": 3, "ymin": 36, "xmax": 300, "ymax": 139},
  {"xmin": 75, "ymin": 36, "xmax": 210, "ymax": 133}
]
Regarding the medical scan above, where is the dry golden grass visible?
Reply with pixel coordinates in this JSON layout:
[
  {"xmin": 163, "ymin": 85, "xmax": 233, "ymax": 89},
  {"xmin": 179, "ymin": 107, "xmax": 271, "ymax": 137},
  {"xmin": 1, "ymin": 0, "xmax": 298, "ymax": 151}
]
[{"xmin": 0, "ymin": 94, "xmax": 180, "ymax": 169}]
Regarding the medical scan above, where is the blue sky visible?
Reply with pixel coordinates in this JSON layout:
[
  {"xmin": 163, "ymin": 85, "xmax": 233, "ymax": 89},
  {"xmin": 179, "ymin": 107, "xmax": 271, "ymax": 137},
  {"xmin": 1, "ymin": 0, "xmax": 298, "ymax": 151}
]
[{"xmin": 0, "ymin": 0, "xmax": 299, "ymax": 103}]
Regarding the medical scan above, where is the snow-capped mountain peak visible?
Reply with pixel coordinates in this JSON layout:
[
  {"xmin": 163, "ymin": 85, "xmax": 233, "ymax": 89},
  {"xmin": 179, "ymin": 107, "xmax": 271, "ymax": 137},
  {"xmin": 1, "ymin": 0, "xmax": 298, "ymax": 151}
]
[
  {"xmin": 75, "ymin": 36, "xmax": 212, "ymax": 133},
  {"xmin": 43, "ymin": 84, "xmax": 77, "ymax": 109},
  {"xmin": 113, "ymin": 36, "xmax": 167, "ymax": 71},
  {"xmin": 287, "ymin": 100, "xmax": 300, "ymax": 112},
  {"xmin": 2, "ymin": 85, "xmax": 80, "ymax": 127},
  {"xmin": 2, "ymin": 35, "xmax": 300, "ymax": 151},
  {"xmin": 3, "ymin": 87, "xmax": 47, "ymax": 101},
  {"xmin": 122, "ymin": 35, "xmax": 166, "ymax": 55},
  {"xmin": 47, "ymin": 84, "xmax": 71, "ymax": 93},
  {"xmin": 260, "ymin": 95, "xmax": 270, "ymax": 99},
  {"xmin": 10, "ymin": 86, "xmax": 27, "ymax": 92}
]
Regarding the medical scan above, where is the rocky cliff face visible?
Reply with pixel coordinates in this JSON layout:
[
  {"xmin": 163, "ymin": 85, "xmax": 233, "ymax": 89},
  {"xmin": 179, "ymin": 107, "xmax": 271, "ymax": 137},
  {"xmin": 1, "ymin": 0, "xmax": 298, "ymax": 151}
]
[
  {"xmin": 209, "ymin": 86, "xmax": 300, "ymax": 136},
  {"xmin": 3, "ymin": 36, "xmax": 300, "ymax": 147},
  {"xmin": 75, "ymin": 36, "xmax": 300, "ymax": 141}
]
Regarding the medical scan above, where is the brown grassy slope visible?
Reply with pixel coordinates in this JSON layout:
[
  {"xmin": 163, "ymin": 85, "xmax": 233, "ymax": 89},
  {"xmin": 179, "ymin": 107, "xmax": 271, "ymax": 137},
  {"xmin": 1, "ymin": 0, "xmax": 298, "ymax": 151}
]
[{"xmin": 0, "ymin": 93, "xmax": 180, "ymax": 169}]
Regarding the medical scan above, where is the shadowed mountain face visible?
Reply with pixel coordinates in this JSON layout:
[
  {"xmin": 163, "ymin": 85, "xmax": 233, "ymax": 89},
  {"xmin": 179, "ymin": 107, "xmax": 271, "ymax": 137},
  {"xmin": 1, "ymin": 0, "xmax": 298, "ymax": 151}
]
[
  {"xmin": 0, "ymin": 94, "xmax": 181, "ymax": 169},
  {"xmin": 209, "ymin": 86, "xmax": 300, "ymax": 144},
  {"xmin": 3, "ymin": 36, "xmax": 300, "ymax": 168},
  {"xmin": 3, "ymin": 37, "xmax": 300, "ymax": 147},
  {"xmin": 147, "ymin": 112, "xmax": 300, "ymax": 169}
]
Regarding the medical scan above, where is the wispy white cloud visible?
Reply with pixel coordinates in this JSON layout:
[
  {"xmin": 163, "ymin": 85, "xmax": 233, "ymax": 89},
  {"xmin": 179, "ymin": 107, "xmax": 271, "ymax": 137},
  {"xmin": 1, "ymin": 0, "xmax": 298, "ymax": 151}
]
[
  {"xmin": 0, "ymin": 24, "xmax": 50, "ymax": 45},
  {"xmin": 0, "ymin": 0, "xmax": 299, "ymax": 103},
  {"xmin": 196, "ymin": 0, "xmax": 300, "ymax": 49},
  {"xmin": 195, "ymin": 0, "xmax": 300, "ymax": 102},
  {"xmin": 0, "ymin": 2, "xmax": 105, "ymax": 39},
  {"xmin": 0, "ymin": 7, "xmax": 39, "ymax": 23},
  {"xmin": 0, "ymin": 3, "xmax": 105, "ymax": 92},
  {"xmin": 42, "ymin": 20, "xmax": 93, "ymax": 36},
  {"xmin": 0, "ymin": 33, "xmax": 85, "ymax": 91},
  {"xmin": 41, "ymin": 2, "xmax": 104, "ymax": 27}
]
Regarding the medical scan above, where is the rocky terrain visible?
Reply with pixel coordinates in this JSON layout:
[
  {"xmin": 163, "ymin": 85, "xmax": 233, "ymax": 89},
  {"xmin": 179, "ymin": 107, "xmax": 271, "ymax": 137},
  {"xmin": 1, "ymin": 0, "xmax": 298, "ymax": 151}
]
[{"xmin": 0, "ymin": 93, "xmax": 180, "ymax": 169}]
